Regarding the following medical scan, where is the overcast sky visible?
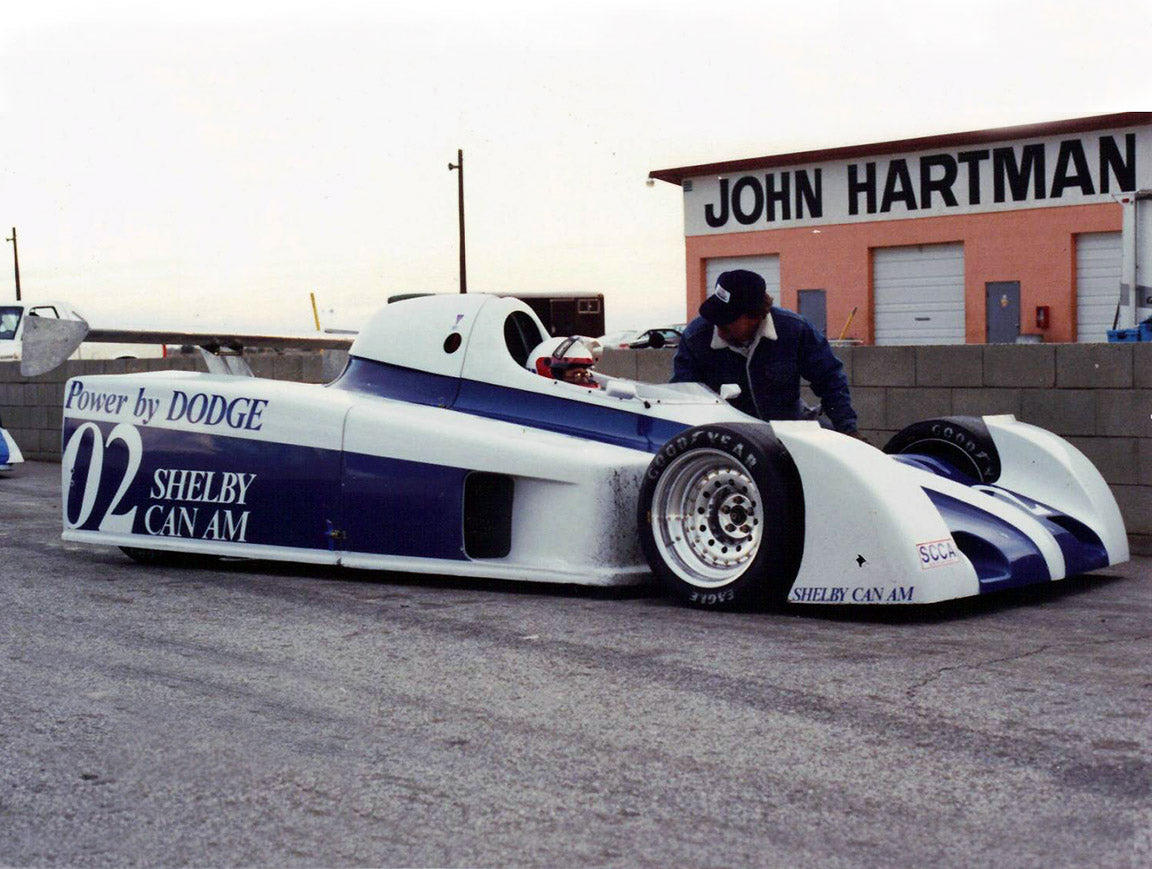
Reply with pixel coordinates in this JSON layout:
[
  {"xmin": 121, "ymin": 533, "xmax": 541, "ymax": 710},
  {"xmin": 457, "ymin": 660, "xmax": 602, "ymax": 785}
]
[{"xmin": 2, "ymin": 1, "xmax": 1149, "ymax": 333}]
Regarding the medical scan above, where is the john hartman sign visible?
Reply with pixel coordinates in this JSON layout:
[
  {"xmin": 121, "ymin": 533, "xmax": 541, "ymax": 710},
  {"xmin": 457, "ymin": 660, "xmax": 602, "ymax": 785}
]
[{"xmin": 684, "ymin": 127, "xmax": 1152, "ymax": 235}]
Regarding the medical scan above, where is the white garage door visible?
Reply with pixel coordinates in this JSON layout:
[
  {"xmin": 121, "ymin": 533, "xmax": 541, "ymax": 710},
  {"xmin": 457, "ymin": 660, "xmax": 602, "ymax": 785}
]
[
  {"xmin": 873, "ymin": 244, "xmax": 965, "ymax": 345},
  {"xmin": 705, "ymin": 255, "xmax": 781, "ymax": 305},
  {"xmin": 1076, "ymin": 232, "xmax": 1122, "ymax": 343}
]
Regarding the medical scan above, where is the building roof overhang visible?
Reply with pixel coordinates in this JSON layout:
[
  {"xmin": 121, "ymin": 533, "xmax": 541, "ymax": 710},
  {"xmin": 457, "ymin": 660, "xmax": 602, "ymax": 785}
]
[{"xmin": 648, "ymin": 112, "xmax": 1152, "ymax": 187}]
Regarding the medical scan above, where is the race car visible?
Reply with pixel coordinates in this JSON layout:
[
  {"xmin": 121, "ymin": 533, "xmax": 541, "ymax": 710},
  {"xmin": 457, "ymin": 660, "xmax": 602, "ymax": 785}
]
[
  {"xmin": 51, "ymin": 293, "xmax": 1127, "ymax": 607},
  {"xmin": 0, "ymin": 424, "xmax": 23, "ymax": 472}
]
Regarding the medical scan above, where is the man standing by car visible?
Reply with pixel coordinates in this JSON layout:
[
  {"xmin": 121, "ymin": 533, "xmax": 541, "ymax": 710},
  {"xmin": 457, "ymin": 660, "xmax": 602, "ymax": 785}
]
[{"xmin": 671, "ymin": 269, "xmax": 863, "ymax": 438}]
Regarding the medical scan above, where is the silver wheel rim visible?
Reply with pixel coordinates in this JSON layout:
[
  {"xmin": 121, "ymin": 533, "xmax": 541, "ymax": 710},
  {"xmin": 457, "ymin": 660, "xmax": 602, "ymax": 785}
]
[{"xmin": 649, "ymin": 449, "xmax": 764, "ymax": 588}]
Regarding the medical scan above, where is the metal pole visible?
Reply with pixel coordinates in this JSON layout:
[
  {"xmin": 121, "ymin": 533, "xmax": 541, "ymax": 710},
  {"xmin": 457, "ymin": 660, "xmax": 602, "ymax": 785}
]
[
  {"xmin": 1135, "ymin": 190, "xmax": 1152, "ymax": 328},
  {"xmin": 448, "ymin": 149, "xmax": 467, "ymax": 294},
  {"xmin": 310, "ymin": 291, "xmax": 321, "ymax": 331},
  {"xmin": 5, "ymin": 227, "xmax": 20, "ymax": 301}
]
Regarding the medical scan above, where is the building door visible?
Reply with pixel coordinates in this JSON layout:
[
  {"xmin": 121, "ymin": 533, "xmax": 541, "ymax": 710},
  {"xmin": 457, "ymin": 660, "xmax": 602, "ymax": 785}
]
[
  {"xmin": 1076, "ymin": 232, "xmax": 1122, "ymax": 343},
  {"xmin": 705, "ymin": 255, "xmax": 781, "ymax": 306},
  {"xmin": 797, "ymin": 290, "xmax": 827, "ymax": 334},
  {"xmin": 985, "ymin": 281, "xmax": 1020, "ymax": 343},
  {"xmin": 873, "ymin": 243, "xmax": 965, "ymax": 345}
]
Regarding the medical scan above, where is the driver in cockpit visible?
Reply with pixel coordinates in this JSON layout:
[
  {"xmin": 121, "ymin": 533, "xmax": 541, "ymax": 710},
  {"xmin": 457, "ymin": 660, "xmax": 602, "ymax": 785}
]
[{"xmin": 527, "ymin": 336, "xmax": 600, "ymax": 389}]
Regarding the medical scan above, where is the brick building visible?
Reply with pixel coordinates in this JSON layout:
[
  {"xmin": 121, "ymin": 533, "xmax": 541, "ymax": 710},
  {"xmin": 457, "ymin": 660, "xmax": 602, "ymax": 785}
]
[{"xmin": 650, "ymin": 113, "xmax": 1152, "ymax": 345}]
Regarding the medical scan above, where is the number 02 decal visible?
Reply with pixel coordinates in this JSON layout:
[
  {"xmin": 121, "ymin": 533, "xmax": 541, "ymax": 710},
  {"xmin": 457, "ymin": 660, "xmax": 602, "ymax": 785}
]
[{"xmin": 62, "ymin": 422, "xmax": 143, "ymax": 533}]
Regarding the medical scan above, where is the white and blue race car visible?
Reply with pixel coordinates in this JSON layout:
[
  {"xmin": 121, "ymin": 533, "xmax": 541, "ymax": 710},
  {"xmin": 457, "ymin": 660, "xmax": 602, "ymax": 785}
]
[
  {"xmin": 51, "ymin": 293, "xmax": 1127, "ymax": 607},
  {"xmin": 0, "ymin": 423, "xmax": 23, "ymax": 472}
]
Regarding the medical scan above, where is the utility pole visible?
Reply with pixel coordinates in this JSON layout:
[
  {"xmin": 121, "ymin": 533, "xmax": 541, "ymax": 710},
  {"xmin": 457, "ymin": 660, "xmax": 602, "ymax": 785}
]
[
  {"xmin": 5, "ymin": 227, "xmax": 20, "ymax": 301},
  {"xmin": 447, "ymin": 149, "xmax": 467, "ymax": 294}
]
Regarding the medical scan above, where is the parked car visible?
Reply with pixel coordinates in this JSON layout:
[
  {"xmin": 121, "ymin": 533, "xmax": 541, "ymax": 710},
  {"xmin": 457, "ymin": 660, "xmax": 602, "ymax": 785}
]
[
  {"xmin": 596, "ymin": 329, "xmax": 640, "ymax": 349},
  {"xmin": 629, "ymin": 325, "xmax": 683, "ymax": 349},
  {"xmin": 0, "ymin": 300, "xmax": 166, "ymax": 362}
]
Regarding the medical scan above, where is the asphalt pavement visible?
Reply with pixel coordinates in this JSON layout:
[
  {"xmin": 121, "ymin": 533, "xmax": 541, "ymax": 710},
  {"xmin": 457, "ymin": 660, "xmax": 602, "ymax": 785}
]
[{"xmin": 1, "ymin": 460, "xmax": 1150, "ymax": 868}]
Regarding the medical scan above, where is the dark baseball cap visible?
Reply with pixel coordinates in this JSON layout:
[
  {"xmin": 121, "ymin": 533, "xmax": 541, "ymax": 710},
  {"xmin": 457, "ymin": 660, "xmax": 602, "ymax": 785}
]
[{"xmin": 699, "ymin": 269, "xmax": 767, "ymax": 326}]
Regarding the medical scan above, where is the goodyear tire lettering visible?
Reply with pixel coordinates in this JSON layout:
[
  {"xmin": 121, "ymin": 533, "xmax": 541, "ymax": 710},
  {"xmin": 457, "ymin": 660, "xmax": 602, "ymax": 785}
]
[{"xmin": 884, "ymin": 416, "xmax": 1001, "ymax": 483}]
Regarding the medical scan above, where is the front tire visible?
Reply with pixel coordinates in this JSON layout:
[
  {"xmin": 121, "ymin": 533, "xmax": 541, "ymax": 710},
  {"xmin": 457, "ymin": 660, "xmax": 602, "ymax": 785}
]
[
  {"xmin": 638, "ymin": 423, "xmax": 804, "ymax": 609},
  {"xmin": 883, "ymin": 416, "xmax": 1001, "ymax": 483}
]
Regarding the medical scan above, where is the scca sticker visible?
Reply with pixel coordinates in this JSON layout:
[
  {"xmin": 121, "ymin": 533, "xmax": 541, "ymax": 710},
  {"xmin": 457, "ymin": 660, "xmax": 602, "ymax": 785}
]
[{"xmin": 918, "ymin": 538, "xmax": 960, "ymax": 569}]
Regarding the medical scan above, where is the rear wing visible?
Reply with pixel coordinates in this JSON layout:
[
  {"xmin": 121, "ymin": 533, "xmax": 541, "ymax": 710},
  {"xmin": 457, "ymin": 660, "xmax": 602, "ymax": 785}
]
[{"xmin": 19, "ymin": 315, "xmax": 355, "ymax": 377}]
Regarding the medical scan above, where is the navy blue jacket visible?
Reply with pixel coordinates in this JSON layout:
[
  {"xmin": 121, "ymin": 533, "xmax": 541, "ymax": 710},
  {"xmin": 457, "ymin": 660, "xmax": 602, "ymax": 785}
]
[{"xmin": 671, "ymin": 309, "xmax": 858, "ymax": 433}]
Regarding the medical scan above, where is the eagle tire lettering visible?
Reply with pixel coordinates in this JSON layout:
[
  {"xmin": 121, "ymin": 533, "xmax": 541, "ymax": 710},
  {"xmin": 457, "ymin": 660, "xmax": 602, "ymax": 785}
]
[{"xmin": 688, "ymin": 589, "xmax": 736, "ymax": 606}]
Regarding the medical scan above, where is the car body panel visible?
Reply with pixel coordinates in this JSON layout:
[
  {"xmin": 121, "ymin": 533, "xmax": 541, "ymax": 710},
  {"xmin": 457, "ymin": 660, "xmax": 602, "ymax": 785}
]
[
  {"xmin": 0, "ymin": 425, "xmax": 23, "ymax": 471},
  {"xmin": 772, "ymin": 422, "xmax": 981, "ymax": 605},
  {"xmin": 984, "ymin": 414, "xmax": 1128, "ymax": 564}
]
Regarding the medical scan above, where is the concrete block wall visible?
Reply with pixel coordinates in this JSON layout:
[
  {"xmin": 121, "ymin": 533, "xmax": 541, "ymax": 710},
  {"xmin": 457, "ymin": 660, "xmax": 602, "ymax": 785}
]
[
  {"xmin": 599, "ymin": 343, "xmax": 1152, "ymax": 552},
  {"xmin": 3, "ymin": 345, "xmax": 1148, "ymax": 551}
]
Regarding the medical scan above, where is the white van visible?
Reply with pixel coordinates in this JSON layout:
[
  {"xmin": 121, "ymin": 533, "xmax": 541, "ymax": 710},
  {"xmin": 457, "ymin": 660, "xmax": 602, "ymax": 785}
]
[{"xmin": 0, "ymin": 301, "xmax": 165, "ymax": 362}]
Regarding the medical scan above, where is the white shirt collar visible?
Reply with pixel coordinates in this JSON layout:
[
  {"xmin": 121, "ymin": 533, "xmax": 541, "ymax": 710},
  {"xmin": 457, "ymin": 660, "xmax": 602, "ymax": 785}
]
[{"xmin": 710, "ymin": 310, "xmax": 777, "ymax": 353}]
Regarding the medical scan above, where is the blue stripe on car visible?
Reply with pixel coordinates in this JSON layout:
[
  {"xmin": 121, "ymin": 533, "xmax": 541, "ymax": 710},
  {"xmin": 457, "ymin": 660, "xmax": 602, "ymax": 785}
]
[
  {"xmin": 891, "ymin": 453, "xmax": 977, "ymax": 484},
  {"xmin": 921, "ymin": 489, "xmax": 1050, "ymax": 591},
  {"xmin": 982, "ymin": 487, "xmax": 1109, "ymax": 577},
  {"xmin": 62, "ymin": 419, "xmax": 468, "ymax": 560},
  {"xmin": 899, "ymin": 452, "xmax": 1110, "ymax": 584},
  {"xmin": 342, "ymin": 452, "xmax": 468, "ymax": 560},
  {"xmin": 454, "ymin": 380, "xmax": 688, "ymax": 452},
  {"xmin": 332, "ymin": 357, "xmax": 689, "ymax": 452},
  {"xmin": 335, "ymin": 356, "xmax": 461, "ymax": 409}
]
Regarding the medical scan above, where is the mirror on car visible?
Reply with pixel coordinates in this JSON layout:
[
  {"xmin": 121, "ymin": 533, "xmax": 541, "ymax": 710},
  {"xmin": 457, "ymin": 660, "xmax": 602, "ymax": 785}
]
[{"xmin": 719, "ymin": 383, "xmax": 742, "ymax": 401}]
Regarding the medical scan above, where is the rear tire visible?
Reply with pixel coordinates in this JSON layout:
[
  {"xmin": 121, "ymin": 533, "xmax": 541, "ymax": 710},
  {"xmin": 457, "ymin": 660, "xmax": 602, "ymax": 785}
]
[
  {"xmin": 883, "ymin": 416, "xmax": 1001, "ymax": 483},
  {"xmin": 638, "ymin": 423, "xmax": 804, "ymax": 609}
]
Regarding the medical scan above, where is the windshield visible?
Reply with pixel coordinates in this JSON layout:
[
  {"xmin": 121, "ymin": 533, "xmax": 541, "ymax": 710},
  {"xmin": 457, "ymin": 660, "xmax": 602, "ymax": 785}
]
[
  {"xmin": 0, "ymin": 307, "xmax": 22, "ymax": 341},
  {"xmin": 623, "ymin": 380, "xmax": 725, "ymax": 404}
]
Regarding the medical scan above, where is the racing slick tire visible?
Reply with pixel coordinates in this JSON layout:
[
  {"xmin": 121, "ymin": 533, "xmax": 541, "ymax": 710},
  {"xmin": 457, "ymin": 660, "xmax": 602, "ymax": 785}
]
[
  {"xmin": 882, "ymin": 416, "xmax": 1001, "ymax": 483},
  {"xmin": 638, "ymin": 423, "xmax": 804, "ymax": 609}
]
